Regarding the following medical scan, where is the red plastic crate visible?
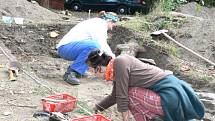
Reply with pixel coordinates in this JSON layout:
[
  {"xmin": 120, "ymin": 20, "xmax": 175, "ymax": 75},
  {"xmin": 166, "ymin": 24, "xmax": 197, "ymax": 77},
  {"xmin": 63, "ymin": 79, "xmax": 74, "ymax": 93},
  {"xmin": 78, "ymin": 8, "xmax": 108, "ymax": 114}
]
[
  {"xmin": 42, "ymin": 93, "xmax": 76, "ymax": 113},
  {"xmin": 71, "ymin": 114, "xmax": 111, "ymax": 121}
]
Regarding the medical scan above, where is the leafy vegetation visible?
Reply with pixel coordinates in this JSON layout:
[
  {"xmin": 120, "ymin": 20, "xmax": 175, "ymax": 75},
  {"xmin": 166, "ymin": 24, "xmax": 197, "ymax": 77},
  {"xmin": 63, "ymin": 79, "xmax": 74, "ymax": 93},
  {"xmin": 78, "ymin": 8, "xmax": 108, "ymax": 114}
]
[
  {"xmin": 204, "ymin": 0, "xmax": 215, "ymax": 7},
  {"xmin": 146, "ymin": 0, "xmax": 215, "ymax": 13},
  {"xmin": 199, "ymin": 74, "xmax": 213, "ymax": 81},
  {"xmin": 162, "ymin": 0, "xmax": 188, "ymax": 11},
  {"xmin": 145, "ymin": 0, "xmax": 188, "ymax": 12},
  {"xmin": 168, "ymin": 45, "xmax": 181, "ymax": 57},
  {"xmin": 188, "ymin": 0, "xmax": 215, "ymax": 7}
]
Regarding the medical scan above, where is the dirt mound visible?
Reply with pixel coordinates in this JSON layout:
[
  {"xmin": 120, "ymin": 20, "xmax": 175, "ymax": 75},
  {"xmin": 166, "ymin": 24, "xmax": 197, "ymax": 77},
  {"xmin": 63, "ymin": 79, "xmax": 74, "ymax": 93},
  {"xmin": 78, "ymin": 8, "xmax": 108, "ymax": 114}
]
[
  {"xmin": 0, "ymin": 0, "xmax": 66, "ymax": 23},
  {"xmin": 172, "ymin": 2, "xmax": 215, "ymax": 70},
  {"xmin": 176, "ymin": 2, "xmax": 215, "ymax": 19}
]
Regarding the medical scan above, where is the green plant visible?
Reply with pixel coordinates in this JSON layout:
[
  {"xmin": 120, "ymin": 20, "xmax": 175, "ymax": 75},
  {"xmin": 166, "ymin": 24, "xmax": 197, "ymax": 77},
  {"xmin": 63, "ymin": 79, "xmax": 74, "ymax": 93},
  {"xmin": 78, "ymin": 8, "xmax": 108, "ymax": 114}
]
[
  {"xmin": 168, "ymin": 46, "xmax": 181, "ymax": 57},
  {"xmin": 198, "ymin": 0, "xmax": 215, "ymax": 7},
  {"xmin": 119, "ymin": 17, "xmax": 146, "ymax": 31},
  {"xmin": 73, "ymin": 101, "xmax": 94, "ymax": 115},
  {"xmin": 151, "ymin": 16, "xmax": 186, "ymax": 31},
  {"xmin": 199, "ymin": 75, "xmax": 213, "ymax": 81},
  {"xmin": 161, "ymin": 0, "xmax": 188, "ymax": 11},
  {"xmin": 195, "ymin": 2, "xmax": 203, "ymax": 12}
]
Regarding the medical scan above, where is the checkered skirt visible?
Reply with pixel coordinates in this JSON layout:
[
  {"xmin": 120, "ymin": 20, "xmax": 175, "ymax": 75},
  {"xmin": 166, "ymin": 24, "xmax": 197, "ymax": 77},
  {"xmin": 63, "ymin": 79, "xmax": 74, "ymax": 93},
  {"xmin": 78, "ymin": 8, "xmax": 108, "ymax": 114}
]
[{"xmin": 128, "ymin": 87, "xmax": 164, "ymax": 121}]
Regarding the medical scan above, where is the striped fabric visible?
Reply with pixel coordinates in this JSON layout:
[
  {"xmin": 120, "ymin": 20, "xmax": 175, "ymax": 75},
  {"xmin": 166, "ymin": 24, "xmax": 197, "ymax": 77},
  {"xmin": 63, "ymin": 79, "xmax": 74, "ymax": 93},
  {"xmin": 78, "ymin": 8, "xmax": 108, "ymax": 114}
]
[{"xmin": 128, "ymin": 87, "xmax": 164, "ymax": 121}]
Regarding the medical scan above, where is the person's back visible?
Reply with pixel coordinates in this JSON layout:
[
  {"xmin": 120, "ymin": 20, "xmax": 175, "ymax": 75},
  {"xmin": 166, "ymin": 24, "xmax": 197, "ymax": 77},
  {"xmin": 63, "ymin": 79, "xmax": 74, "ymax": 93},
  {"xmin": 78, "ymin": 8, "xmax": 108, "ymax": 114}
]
[
  {"xmin": 56, "ymin": 18, "xmax": 108, "ymax": 48},
  {"xmin": 114, "ymin": 55, "xmax": 173, "ymax": 87}
]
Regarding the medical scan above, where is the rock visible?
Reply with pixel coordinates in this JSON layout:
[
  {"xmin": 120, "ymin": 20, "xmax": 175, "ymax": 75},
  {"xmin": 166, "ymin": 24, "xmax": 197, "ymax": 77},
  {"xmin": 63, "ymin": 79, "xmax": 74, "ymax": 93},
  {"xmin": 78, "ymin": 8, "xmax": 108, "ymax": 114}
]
[
  {"xmin": 49, "ymin": 31, "xmax": 59, "ymax": 38},
  {"xmin": 0, "ymin": 33, "xmax": 8, "ymax": 39},
  {"xmin": 3, "ymin": 111, "xmax": 12, "ymax": 116},
  {"xmin": 115, "ymin": 42, "xmax": 140, "ymax": 56}
]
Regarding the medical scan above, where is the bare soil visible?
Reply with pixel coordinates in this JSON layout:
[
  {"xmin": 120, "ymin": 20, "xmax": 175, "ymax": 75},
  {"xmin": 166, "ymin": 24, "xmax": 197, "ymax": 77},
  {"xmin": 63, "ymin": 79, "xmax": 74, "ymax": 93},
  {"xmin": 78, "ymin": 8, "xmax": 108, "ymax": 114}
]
[{"xmin": 0, "ymin": 1, "xmax": 215, "ymax": 121}]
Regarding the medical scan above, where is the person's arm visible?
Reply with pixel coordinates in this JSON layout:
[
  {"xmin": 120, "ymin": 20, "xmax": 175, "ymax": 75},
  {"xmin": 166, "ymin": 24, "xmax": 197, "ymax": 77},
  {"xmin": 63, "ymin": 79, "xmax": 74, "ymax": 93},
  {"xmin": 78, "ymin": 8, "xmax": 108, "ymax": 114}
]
[
  {"xmin": 99, "ymin": 40, "xmax": 115, "ymax": 58},
  {"xmin": 114, "ymin": 58, "xmax": 131, "ymax": 120},
  {"xmin": 90, "ymin": 22, "xmax": 115, "ymax": 58},
  {"xmin": 94, "ymin": 81, "xmax": 116, "ymax": 112},
  {"xmin": 96, "ymin": 32, "xmax": 115, "ymax": 58},
  {"xmin": 122, "ymin": 111, "xmax": 130, "ymax": 121},
  {"xmin": 114, "ymin": 57, "xmax": 130, "ymax": 112}
]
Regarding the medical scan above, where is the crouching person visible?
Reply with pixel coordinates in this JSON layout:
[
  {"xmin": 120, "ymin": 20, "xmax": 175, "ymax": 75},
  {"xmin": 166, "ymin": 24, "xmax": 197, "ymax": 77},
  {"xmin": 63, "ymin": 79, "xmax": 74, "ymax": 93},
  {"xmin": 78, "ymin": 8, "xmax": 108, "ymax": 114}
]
[
  {"xmin": 86, "ymin": 49, "xmax": 205, "ymax": 121},
  {"xmin": 56, "ymin": 11, "xmax": 118, "ymax": 85}
]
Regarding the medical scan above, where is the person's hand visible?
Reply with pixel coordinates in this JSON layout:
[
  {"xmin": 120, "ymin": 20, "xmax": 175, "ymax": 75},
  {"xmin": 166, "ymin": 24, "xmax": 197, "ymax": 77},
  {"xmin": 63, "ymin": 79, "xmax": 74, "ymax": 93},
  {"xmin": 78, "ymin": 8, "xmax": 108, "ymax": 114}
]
[
  {"xmin": 88, "ymin": 67, "xmax": 104, "ymax": 78},
  {"xmin": 88, "ymin": 67, "xmax": 95, "ymax": 73},
  {"xmin": 94, "ymin": 66, "xmax": 106, "ymax": 79},
  {"xmin": 94, "ymin": 66, "xmax": 102, "ymax": 73},
  {"xmin": 93, "ymin": 106, "xmax": 99, "ymax": 114},
  {"xmin": 122, "ymin": 111, "xmax": 129, "ymax": 121}
]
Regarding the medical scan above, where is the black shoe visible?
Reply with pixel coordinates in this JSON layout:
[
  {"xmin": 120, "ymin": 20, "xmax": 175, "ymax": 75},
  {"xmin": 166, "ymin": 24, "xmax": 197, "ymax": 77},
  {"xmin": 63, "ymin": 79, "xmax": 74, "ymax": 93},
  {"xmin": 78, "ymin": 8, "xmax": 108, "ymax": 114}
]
[
  {"xmin": 65, "ymin": 67, "xmax": 84, "ymax": 78},
  {"xmin": 76, "ymin": 73, "xmax": 88, "ymax": 78},
  {"xmin": 63, "ymin": 71, "xmax": 80, "ymax": 85}
]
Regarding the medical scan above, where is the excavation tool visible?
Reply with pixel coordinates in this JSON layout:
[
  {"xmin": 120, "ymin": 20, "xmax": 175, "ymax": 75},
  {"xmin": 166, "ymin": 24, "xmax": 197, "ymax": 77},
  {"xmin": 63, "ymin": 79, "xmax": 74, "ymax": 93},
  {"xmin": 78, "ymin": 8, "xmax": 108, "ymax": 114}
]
[
  {"xmin": 33, "ymin": 111, "xmax": 69, "ymax": 121},
  {"xmin": 151, "ymin": 29, "xmax": 215, "ymax": 67},
  {"xmin": 6, "ymin": 61, "xmax": 22, "ymax": 81}
]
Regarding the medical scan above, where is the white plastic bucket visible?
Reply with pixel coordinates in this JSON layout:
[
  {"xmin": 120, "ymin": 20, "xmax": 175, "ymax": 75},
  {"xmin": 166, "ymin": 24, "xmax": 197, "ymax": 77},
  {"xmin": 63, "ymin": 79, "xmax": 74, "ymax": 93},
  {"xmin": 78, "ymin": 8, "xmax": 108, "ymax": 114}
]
[{"xmin": 14, "ymin": 17, "xmax": 24, "ymax": 24}]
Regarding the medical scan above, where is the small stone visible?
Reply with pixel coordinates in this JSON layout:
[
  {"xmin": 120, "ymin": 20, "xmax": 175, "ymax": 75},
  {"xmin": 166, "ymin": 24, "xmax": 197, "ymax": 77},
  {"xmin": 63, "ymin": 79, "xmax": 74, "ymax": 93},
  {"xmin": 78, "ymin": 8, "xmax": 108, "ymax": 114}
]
[
  {"xmin": 3, "ymin": 111, "xmax": 12, "ymax": 116},
  {"xmin": 208, "ymin": 65, "xmax": 215, "ymax": 70},
  {"xmin": 49, "ymin": 31, "xmax": 59, "ymax": 38}
]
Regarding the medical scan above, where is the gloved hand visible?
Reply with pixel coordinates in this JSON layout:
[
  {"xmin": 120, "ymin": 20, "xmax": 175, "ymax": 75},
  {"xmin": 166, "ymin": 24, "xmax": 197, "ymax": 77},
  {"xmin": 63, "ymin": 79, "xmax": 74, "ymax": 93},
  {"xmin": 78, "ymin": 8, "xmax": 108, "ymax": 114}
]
[{"xmin": 93, "ymin": 106, "xmax": 99, "ymax": 114}]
